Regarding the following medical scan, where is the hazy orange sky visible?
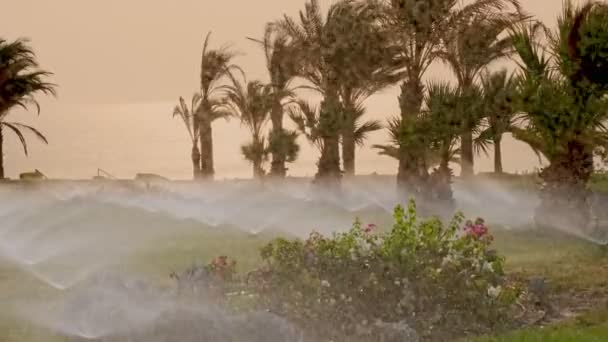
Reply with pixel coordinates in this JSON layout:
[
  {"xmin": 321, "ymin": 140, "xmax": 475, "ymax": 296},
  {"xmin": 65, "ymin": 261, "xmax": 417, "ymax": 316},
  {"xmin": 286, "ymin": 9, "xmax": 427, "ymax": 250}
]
[{"xmin": 0, "ymin": 0, "xmax": 585, "ymax": 179}]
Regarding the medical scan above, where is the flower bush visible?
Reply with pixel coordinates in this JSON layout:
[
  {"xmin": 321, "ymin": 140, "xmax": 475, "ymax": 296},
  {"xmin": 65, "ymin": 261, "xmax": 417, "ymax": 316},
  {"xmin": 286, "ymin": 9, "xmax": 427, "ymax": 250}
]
[{"xmin": 245, "ymin": 200, "xmax": 518, "ymax": 341}]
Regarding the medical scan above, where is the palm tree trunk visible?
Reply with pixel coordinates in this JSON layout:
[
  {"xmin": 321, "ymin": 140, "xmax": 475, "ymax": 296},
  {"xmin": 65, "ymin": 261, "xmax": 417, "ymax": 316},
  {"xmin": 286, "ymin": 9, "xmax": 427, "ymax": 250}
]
[
  {"xmin": 341, "ymin": 121, "xmax": 356, "ymax": 177},
  {"xmin": 426, "ymin": 142, "xmax": 455, "ymax": 217},
  {"xmin": 0, "ymin": 125, "xmax": 4, "ymax": 180},
  {"xmin": 397, "ymin": 78, "xmax": 425, "ymax": 195},
  {"xmin": 191, "ymin": 144, "xmax": 201, "ymax": 180},
  {"xmin": 493, "ymin": 135, "xmax": 503, "ymax": 174},
  {"xmin": 315, "ymin": 94, "xmax": 342, "ymax": 188},
  {"xmin": 253, "ymin": 159, "xmax": 264, "ymax": 179},
  {"xmin": 399, "ymin": 77, "xmax": 424, "ymax": 118},
  {"xmin": 199, "ymin": 117, "xmax": 214, "ymax": 180},
  {"xmin": 396, "ymin": 150, "xmax": 423, "ymax": 196},
  {"xmin": 535, "ymin": 142, "xmax": 594, "ymax": 233},
  {"xmin": 460, "ymin": 82, "xmax": 477, "ymax": 179},
  {"xmin": 460, "ymin": 130, "xmax": 474, "ymax": 178},
  {"xmin": 269, "ymin": 102, "xmax": 286, "ymax": 178}
]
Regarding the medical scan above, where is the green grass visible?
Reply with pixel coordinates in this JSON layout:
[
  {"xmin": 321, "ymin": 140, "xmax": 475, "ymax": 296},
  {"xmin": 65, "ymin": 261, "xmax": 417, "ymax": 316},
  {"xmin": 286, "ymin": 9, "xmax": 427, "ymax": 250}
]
[
  {"xmin": 0, "ymin": 226, "xmax": 279, "ymax": 342},
  {"xmin": 492, "ymin": 229, "xmax": 608, "ymax": 291},
  {"xmin": 469, "ymin": 230, "xmax": 608, "ymax": 342},
  {"xmin": 474, "ymin": 308, "xmax": 608, "ymax": 342},
  {"xmin": 1, "ymin": 221, "xmax": 608, "ymax": 341}
]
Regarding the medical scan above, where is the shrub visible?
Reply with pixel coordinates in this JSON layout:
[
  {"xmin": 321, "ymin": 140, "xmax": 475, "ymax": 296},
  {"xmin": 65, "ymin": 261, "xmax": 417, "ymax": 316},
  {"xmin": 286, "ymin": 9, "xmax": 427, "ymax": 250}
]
[{"xmin": 247, "ymin": 200, "xmax": 517, "ymax": 341}]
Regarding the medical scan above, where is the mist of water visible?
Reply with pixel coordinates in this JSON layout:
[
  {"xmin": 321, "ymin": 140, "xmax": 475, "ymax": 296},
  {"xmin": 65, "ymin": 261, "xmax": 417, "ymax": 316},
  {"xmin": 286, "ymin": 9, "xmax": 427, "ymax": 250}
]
[{"xmin": 0, "ymin": 177, "xmax": 604, "ymax": 340}]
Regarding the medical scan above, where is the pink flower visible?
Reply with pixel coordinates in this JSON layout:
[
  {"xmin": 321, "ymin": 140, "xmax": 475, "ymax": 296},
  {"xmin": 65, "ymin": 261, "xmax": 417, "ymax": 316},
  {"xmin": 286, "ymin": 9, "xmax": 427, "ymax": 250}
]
[
  {"xmin": 464, "ymin": 219, "xmax": 489, "ymax": 239},
  {"xmin": 364, "ymin": 223, "xmax": 377, "ymax": 233}
]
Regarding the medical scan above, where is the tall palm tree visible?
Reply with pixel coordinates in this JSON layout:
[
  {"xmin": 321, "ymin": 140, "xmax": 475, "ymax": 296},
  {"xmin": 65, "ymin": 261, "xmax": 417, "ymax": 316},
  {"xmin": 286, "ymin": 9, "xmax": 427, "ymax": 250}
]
[
  {"xmin": 248, "ymin": 25, "xmax": 301, "ymax": 178},
  {"xmin": 475, "ymin": 69, "xmax": 519, "ymax": 174},
  {"xmin": 198, "ymin": 32, "xmax": 241, "ymax": 180},
  {"xmin": 173, "ymin": 94, "xmax": 202, "ymax": 179},
  {"xmin": 222, "ymin": 77, "xmax": 276, "ymax": 179},
  {"xmin": 0, "ymin": 38, "xmax": 55, "ymax": 179},
  {"xmin": 438, "ymin": 3, "xmax": 523, "ymax": 178},
  {"xmin": 509, "ymin": 2, "xmax": 608, "ymax": 232},
  {"xmin": 276, "ymin": 0, "xmax": 395, "ymax": 187},
  {"xmin": 376, "ymin": 0, "xmax": 521, "ymax": 191}
]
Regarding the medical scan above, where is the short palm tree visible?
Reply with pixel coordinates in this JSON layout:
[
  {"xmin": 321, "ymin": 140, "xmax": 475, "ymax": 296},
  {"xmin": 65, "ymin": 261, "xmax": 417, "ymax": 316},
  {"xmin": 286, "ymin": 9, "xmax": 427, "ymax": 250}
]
[
  {"xmin": 198, "ymin": 32, "xmax": 241, "ymax": 180},
  {"xmin": 173, "ymin": 94, "xmax": 202, "ymax": 179},
  {"xmin": 509, "ymin": 2, "xmax": 608, "ymax": 231},
  {"xmin": 475, "ymin": 69, "xmax": 519, "ymax": 174},
  {"xmin": 0, "ymin": 38, "xmax": 55, "ymax": 179},
  {"xmin": 248, "ymin": 25, "xmax": 301, "ymax": 178},
  {"xmin": 222, "ymin": 77, "xmax": 277, "ymax": 179},
  {"xmin": 375, "ymin": 81, "xmax": 466, "ymax": 206}
]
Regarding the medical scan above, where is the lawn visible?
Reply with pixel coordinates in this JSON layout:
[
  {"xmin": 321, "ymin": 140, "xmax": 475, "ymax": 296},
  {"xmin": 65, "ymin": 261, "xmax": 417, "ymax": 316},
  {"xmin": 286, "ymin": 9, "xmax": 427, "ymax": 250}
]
[
  {"xmin": 474, "ymin": 309, "xmax": 608, "ymax": 342},
  {"xmin": 471, "ymin": 229, "xmax": 608, "ymax": 342},
  {"xmin": 0, "ymin": 218, "xmax": 607, "ymax": 341}
]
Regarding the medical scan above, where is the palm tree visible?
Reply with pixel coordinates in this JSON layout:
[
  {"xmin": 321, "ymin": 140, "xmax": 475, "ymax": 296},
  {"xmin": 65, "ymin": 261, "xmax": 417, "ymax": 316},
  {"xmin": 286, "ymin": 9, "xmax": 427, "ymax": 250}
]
[
  {"xmin": 475, "ymin": 69, "xmax": 519, "ymax": 174},
  {"xmin": 375, "ymin": 0, "xmax": 521, "ymax": 191},
  {"xmin": 222, "ymin": 77, "xmax": 276, "ymax": 179},
  {"xmin": 198, "ymin": 32, "xmax": 241, "ymax": 180},
  {"xmin": 276, "ymin": 0, "xmax": 395, "ymax": 187},
  {"xmin": 173, "ymin": 94, "xmax": 202, "ymax": 179},
  {"xmin": 509, "ymin": 2, "xmax": 608, "ymax": 231},
  {"xmin": 248, "ymin": 25, "xmax": 301, "ymax": 178},
  {"xmin": 0, "ymin": 38, "xmax": 55, "ymax": 179},
  {"xmin": 438, "ymin": 2, "xmax": 523, "ymax": 178}
]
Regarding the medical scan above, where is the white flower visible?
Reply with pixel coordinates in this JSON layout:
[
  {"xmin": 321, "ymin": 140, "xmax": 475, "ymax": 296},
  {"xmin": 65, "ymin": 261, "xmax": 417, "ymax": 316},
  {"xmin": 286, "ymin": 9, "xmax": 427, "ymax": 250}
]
[
  {"xmin": 349, "ymin": 248, "xmax": 357, "ymax": 261},
  {"xmin": 441, "ymin": 254, "xmax": 454, "ymax": 266},
  {"xmin": 355, "ymin": 237, "xmax": 372, "ymax": 256},
  {"xmin": 321, "ymin": 280, "xmax": 331, "ymax": 288},
  {"xmin": 482, "ymin": 261, "xmax": 494, "ymax": 273},
  {"xmin": 487, "ymin": 285, "xmax": 502, "ymax": 298}
]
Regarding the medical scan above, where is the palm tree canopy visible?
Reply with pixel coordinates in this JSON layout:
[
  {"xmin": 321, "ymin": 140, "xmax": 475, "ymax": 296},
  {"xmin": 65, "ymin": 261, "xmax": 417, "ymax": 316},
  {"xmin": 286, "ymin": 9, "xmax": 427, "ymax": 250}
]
[
  {"xmin": 0, "ymin": 38, "xmax": 56, "ymax": 114},
  {"xmin": 509, "ymin": 2, "xmax": 608, "ymax": 161},
  {"xmin": 248, "ymin": 25, "xmax": 300, "ymax": 92},
  {"xmin": 276, "ymin": 0, "xmax": 398, "ymax": 94},
  {"xmin": 200, "ymin": 32, "xmax": 244, "ymax": 100},
  {"xmin": 172, "ymin": 94, "xmax": 201, "ymax": 143},
  {"xmin": 554, "ymin": 1, "xmax": 608, "ymax": 90},
  {"xmin": 474, "ymin": 69, "xmax": 519, "ymax": 155},
  {"xmin": 221, "ymin": 77, "xmax": 273, "ymax": 139},
  {"xmin": 380, "ymin": 0, "xmax": 522, "ymax": 83},
  {"xmin": 439, "ymin": 6, "xmax": 523, "ymax": 87}
]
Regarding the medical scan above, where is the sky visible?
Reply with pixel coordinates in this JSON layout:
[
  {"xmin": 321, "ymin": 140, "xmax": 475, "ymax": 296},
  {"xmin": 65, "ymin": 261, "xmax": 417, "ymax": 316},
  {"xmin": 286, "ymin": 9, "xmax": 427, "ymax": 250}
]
[{"xmin": 0, "ymin": 0, "xmax": 583, "ymax": 179}]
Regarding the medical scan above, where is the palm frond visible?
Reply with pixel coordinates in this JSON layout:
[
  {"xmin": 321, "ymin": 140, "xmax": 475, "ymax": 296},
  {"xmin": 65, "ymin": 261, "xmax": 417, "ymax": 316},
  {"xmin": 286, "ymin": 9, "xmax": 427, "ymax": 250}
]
[
  {"xmin": 0, "ymin": 38, "xmax": 57, "ymax": 115},
  {"xmin": 372, "ymin": 144, "xmax": 399, "ymax": 160},
  {"xmin": 353, "ymin": 120, "xmax": 383, "ymax": 147},
  {"xmin": 1, "ymin": 121, "xmax": 48, "ymax": 156},
  {"xmin": 287, "ymin": 99, "xmax": 323, "ymax": 151}
]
